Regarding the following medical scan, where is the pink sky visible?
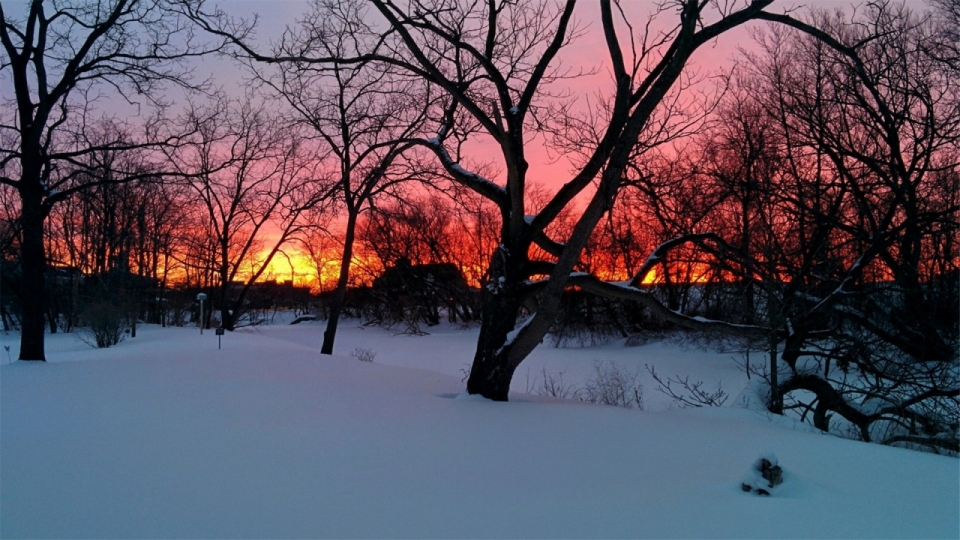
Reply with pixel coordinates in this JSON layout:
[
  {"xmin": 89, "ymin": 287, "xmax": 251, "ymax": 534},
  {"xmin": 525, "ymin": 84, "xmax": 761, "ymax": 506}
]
[
  {"xmin": 211, "ymin": 0, "xmax": 860, "ymax": 193},
  {"xmin": 204, "ymin": 0, "xmax": 873, "ymax": 283}
]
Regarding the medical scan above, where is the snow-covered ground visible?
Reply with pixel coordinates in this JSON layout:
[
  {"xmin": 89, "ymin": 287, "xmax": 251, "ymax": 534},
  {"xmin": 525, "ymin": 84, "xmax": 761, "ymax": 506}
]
[{"xmin": 2, "ymin": 320, "xmax": 957, "ymax": 538}]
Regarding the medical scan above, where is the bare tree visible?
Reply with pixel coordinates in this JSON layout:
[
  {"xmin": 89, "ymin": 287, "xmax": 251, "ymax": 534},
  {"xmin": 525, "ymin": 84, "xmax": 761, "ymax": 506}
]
[
  {"xmin": 361, "ymin": 192, "xmax": 454, "ymax": 268},
  {"xmin": 169, "ymin": 94, "xmax": 323, "ymax": 330},
  {"xmin": 43, "ymin": 130, "xmax": 162, "ymax": 334},
  {"xmin": 294, "ymin": 205, "xmax": 341, "ymax": 296},
  {"xmin": 184, "ymin": 0, "xmax": 843, "ymax": 399},
  {"xmin": 928, "ymin": 0, "xmax": 960, "ymax": 71},
  {"xmin": 359, "ymin": 191, "xmax": 479, "ymax": 326},
  {"xmin": 703, "ymin": 2, "xmax": 959, "ymax": 449},
  {"xmin": 240, "ymin": 0, "xmax": 436, "ymax": 353},
  {"xmin": 0, "ymin": 0, "xmax": 224, "ymax": 360},
  {"xmin": 446, "ymin": 184, "xmax": 502, "ymax": 289},
  {"xmin": 365, "ymin": 0, "xmax": 806, "ymax": 400}
]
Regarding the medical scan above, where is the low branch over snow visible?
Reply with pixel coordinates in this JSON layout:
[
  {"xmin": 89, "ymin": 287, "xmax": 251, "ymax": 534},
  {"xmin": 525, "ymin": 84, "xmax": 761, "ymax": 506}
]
[{"xmin": 568, "ymin": 273, "xmax": 770, "ymax": 338}]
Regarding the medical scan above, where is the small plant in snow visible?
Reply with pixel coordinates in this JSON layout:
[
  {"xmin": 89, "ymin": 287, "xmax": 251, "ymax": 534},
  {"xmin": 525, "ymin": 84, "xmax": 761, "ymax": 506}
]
[
  {"xmin": 350, "ymin": 347, "xmax": 376, "ymax": 363},
  {"xmin": 583, "ymin": 360, "xmax": 644, "ymax": 409},
  {"xmin": 528, "ymin": 361, "xmax": 645, "ymax": 409},
  {"xmin": 646, "ymin": 364, "xmax": 728, "ymax": 408},
  {"xmin": 527, "ymin": 367, "xmax": 581, "ymax": 400}
]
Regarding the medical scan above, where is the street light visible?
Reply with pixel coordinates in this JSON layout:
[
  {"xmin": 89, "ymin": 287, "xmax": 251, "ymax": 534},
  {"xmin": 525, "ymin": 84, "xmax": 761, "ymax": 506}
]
[{"xmin": 197, "ymin": 293, "xmax": 207, "ymax": 334}]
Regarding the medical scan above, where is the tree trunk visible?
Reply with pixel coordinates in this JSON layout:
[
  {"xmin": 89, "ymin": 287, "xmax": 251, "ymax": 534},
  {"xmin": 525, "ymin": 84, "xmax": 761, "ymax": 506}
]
[
  {"xmin": 46, "ymin": 305, "xmax": 57, "ymax": 334},
  {"xmin": 464, "ymin": 155, "xmax": 618, "ymax": 400},
  {"xmin": 130, "ymin": 299, "xmax": 137, "ymax": 338},
  {"xmin": 466, "ymin": 284, "xmax": 527, "ymax": 401},
  {"xmin": 1, "ymin": 303, "xmax": 11, "ymax": 332},
  {"xmin": 220, "ymin": 296, "xmax": 234, "ymax": 331},
  {"xmin": 18, "ymin": 185, "xmax": 47, "ymax": 361},
  {"xmin": 218, "ymin": 248, "xmax": 235, "ymax": 331},
  {"xmin": 464, "ymin": 237, "xmax": 542, "ymax": 401},
  {"xmin": 768, "ymin": 333, "xmax": 782, "ymax": 414},
  {"xmin": 321, "ymin": 211, "xmax": 358, "ymax": 355}
]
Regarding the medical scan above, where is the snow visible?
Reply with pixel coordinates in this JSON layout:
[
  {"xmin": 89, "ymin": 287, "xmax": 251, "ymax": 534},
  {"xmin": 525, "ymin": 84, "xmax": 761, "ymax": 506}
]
[
  {"xmin": 1, "ymin": 321, "xmax": 957, "ymax": 539},
  {"xmin": 501, "ymin": 314, "xmax": 534, "ymax": 351},
  {"xmin": 450, "ymin": 163, "xmax": 474, "ymax": 177},
  {"xmin": 431, "ymin": 143, "xmax": 506, "ymax": 196}
]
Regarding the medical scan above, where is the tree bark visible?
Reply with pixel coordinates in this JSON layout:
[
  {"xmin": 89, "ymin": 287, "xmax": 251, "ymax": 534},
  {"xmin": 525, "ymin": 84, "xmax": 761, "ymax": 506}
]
[
  {"xmin": 321, "ymin": 211, "xmax": 358, "ymax": 355},
  {"xmin": 466, "ymin": 277, "xmax": 527, "ymax": 401},
  {"xmin": 218, "ymin": 252, "xmax": 235, "ymax": 331},
  {"xmin": 18, "ymin": 182, "xmax": 47, "ymax": 361}
]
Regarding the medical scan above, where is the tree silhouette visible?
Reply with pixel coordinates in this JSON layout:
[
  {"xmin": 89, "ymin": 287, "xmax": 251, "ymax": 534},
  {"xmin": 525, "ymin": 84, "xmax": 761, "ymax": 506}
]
[{"xmin": 0, "ymin": 0, "xmax": 225, "ymax": 360}]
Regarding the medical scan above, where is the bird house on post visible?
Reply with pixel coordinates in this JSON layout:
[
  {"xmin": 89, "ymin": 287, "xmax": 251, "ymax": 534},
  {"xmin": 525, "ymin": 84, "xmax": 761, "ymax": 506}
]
[
  {"xmin": 215, "ymin": 327, "xmax": 224, "ymax": 349},
  {"xmin": 196, "ymin": 293, "xmax": 208, "ymax": 335}
]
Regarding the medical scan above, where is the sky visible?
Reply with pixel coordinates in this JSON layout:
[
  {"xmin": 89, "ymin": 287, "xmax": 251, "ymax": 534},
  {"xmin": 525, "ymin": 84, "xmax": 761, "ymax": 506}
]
[
  {"xmin": 4, "ymin": 0, "xmax": 927, "ymax": 189},
  {"xmin": 3, "ymin": 0, "xmax": 933, "ymax": 286},
  {"xmin": 185, "ymin": 0, "xmax": 895, "ymax": 284},
  {"xmin": 201, "ymin": 0, "xmax": 869, "ymax": 191}
]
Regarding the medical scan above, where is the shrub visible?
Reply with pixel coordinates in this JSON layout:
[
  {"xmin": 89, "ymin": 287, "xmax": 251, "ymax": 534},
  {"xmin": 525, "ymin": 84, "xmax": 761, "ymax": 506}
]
[
  {"xmin": 527, "ymin": 367, "xmax": 581, "ymax": 400},
  {"xmin": 350, "ymin": 347, "xmax": 376, "ymax": 362},
  {"xmin": 79, "ymin": 300, "xmax": 129, "ymax": 348},
  {"xmin": 646, "ymin": 364, "xmax": 728, "ymax": 408},
  {"xmin": 583, "ymin": 360, "xmax": 644, "ymax": 409},
  {"xmin": 528, "ymin": 361, "xmax": 644, "ymax": 410}
]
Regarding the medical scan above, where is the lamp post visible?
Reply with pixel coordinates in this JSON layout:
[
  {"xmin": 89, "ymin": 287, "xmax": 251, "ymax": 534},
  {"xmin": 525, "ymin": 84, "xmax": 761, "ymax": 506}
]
[{"xmin": 197, "ymin": 293, "xmax": 207, "ymax": 335}]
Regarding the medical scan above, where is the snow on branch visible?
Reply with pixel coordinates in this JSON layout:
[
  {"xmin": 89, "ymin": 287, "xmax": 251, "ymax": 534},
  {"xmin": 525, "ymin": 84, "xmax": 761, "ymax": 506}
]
[
  {"xmin": 628, "ymin": 232, "xmax": 732, "ymax": 287},
  {"xmin": 567, "ymin": 273, "xmax": 769, "ymax": 338},
  {"xmin": 421, "ymin": 137, "xmax": 506, "ymax": 205},
  {"xmin": 806, "ymin": 253, "xmax": 869, "ymax": 315},
  {"xmin": 778, "ymin": 374, "xmax": 959, "ymax": 447},
  {"xmin": 496, "ymin": 314, "xmax": 536, "ymax": 355}
]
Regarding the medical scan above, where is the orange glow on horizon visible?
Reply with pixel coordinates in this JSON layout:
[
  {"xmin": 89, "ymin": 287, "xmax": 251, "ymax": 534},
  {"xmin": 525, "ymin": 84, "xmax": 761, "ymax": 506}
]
[
  {"xmin": 641, "ymin": 263, "xmax": 718, "ymax": 285},
  {"xmin": 199, "ymin": 246, "xmax": 726, "ymax": 291}
]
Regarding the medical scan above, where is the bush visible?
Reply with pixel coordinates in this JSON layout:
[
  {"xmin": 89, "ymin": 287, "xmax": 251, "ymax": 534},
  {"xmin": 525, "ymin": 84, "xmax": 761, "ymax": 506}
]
[
  {"xmin": 78, "ymin": 300, "xmax": 129, "ymax": 348},
  {"xmin": 526, "ymin": 367, "xmax": 580, "ymax": 400},
  {"xmin": 583, "ymin": 361, "xmax": 644, "ymax": 409},
  {"xmin": 350, "ymin": 347, "xmax": 376, "ymax": 362},
  {"xmin": 528, "ymin": 361, "xmax": 644, "ymax": 410},
  {"xmin": 646, "ymin": 364, "xmax": 728, "ymax": 408}
]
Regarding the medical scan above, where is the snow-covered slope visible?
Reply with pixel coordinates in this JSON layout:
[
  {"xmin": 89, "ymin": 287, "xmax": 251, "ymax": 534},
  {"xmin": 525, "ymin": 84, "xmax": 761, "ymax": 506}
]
[{"xmin": 1, "ymin": 324, "xmax": 957, "ymax": 538}]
